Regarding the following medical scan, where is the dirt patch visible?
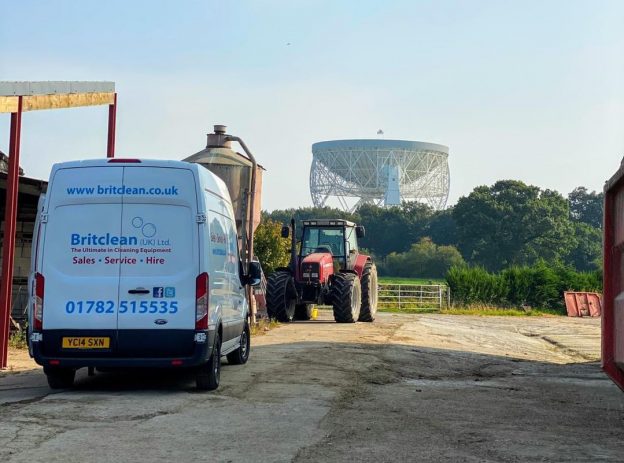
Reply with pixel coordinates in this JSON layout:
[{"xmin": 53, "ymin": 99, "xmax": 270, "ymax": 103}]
[
  {"xmin": 1, "ymin": 313, "xmax": 622, "ymax": 463},
  {"xmin": 1, "ymin": 348, "xmax": 39, "ymax": 375}
]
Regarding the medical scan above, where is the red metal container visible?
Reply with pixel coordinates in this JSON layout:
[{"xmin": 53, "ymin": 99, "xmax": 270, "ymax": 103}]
[
  {"xmin": 564, "ymin": 291, "xmax": 602, "ymax": 317},
  {"xmin": 603, "ymin": 164, "xmax": 624, "ymax": 392}
]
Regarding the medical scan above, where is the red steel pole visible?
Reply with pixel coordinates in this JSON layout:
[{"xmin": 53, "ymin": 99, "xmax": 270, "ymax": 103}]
[
  {"xmin": 0, "ymin": 96, "xmax": 23, "ymax": 369},
  {"xmin": 106, "ymin": 93, "xmax": 117, "ymax": 158}
]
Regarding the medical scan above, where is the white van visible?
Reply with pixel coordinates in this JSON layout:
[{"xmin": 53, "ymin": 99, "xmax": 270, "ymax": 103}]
[{"xmin": 28, "ymin": 159, "xmax": 259, "ymax": 390}]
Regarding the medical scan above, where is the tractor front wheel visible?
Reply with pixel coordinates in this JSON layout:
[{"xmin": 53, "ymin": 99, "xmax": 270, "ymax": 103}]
[
  {"xmin": 358, "ymin": 262, "xmax": 378, "ymax": 322},
  {"xmin": 331, "ymin": 272, "xmax": 361, "ymax": 323},
  {"xmin": 266, "ymin": 270, "xmax": 297, "ymax": 322}
]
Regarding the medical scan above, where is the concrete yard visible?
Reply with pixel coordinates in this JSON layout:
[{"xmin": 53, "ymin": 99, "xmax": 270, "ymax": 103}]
[{"xmin": 1, "ymin": 312, "xmax": 623, "ymax": 462}]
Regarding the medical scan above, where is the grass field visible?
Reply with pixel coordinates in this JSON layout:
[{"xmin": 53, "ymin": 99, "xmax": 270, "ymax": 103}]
[
  {"xmin": 440, "ymin": 306, "xmax": 563, "ymax": 316},
  {"xmin": 378, "ymin": 276, "xmax": 446, "ymax": 285},
  {"xmin": 376, "ymin": 277, "xmax": 564, "ymax": 316},
  {"xmin": 377, "ymin": 305, "xmax": 563, "ymax": 316}
]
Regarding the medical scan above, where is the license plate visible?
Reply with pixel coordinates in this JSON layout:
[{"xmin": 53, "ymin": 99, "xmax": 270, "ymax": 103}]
[{"xmin": 62, "ymin": 337, "xmax": 110, "ymax": 349}]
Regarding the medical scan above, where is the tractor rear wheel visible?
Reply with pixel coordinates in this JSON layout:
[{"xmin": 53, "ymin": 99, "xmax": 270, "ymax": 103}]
[
  {"xmin": 331, "ymin": 272, "xmax": 361, "ymax": 323},
  {"xmin": 294, "ymin": 303, "xmax": 313, "ymax": 320},
  {"xmin": 266, "ymin": 270, "xmax": 297, "ymax": 322},
  {"xmin": 358, "ymin": 262, "xmax": 378, "ymax": 322}
]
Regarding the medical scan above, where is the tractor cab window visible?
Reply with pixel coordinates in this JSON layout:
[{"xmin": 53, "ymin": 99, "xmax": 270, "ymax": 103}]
[
  {"xmin": 345, "ymin": 226, "xmax": 358, "ymax": 254},
  {"xmin": 301, "ymin": 227, "xmax": 345, "ymax": 257}
]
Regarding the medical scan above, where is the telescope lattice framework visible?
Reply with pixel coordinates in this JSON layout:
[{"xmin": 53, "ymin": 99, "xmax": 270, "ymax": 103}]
[{"xmin": 310, "ymin": 139, "xmax": 450, "ymax": 212}]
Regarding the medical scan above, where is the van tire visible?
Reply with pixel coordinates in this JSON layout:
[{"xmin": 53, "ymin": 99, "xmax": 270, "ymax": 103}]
[
  {"xmin": 227, "ymin": 321, "xmax": 250, "ymax": 365},
  {"xmin": 196, "ymin": 332, "xmax": 221, "ymax": 391},
  {"xmin": 331, "ymin": 273, "xmax": 361, "ymax": 323},
  {"xmin": 266, "ymin": 270, "xmax": 297, "ymax": 322},
  {"xmin": 44, "ymin": 367, "xmax": 75, "ymax": 389},
  {"xmin": 295, "ymin": 303, "xmax": 313, "ymax": 320},
  {"xmin": 358, "ymin": 262, "xmax": 378, "ymax": 322}
]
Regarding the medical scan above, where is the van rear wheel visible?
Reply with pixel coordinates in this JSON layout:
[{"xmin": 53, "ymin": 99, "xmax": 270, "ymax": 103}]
[
  {"xmin": 196, "ymin": 332, "xmax": 221, "ymax": 391},
  {"xmin": 227, "ymin": 321, "xmax": 250, "ymax": 365},
  {"xmin": 44, "ymin": 367, "xmax": 75, "ymax": 389}
]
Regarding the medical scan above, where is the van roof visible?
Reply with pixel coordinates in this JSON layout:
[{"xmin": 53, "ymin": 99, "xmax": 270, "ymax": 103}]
[{"xmin": 51, "ymin": 158, "xmax": 193, "ymax": 170}]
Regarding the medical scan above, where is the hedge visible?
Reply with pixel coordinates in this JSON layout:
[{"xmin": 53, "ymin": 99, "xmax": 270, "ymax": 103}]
[{"xmin": 446, "ymin": 262, "xmax": 602, "ymax": 312}]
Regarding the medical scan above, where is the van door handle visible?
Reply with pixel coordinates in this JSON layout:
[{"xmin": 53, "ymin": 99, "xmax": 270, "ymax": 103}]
[{"xmin": 128, "ymin": 288, "xmax": 150, "ymax": 294}]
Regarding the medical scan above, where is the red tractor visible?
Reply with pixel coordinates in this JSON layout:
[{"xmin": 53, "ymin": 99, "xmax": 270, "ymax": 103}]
[{"xmin": 266, "ymin": 219, "xmax": 378, "ymax": 323}]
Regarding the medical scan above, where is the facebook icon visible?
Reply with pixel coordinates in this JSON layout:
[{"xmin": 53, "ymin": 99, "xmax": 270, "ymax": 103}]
[{"xmin": 153, "ymin": 287, "xmax": 164, "ymax": 298}]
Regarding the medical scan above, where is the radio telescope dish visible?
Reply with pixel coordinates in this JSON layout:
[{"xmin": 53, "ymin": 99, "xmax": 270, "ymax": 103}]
[{"xmin": 310, "ymin": 139, "xmax": 450, "ymax": 212}]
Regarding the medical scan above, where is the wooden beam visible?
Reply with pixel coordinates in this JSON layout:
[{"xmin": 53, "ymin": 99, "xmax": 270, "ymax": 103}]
[
  {"xmin": 0, "ymin": 92, "xmax": 115, "ymax": 113},
  {"xmin": 0, "ymin": 97, "xmax": 18, "ymax": 113}
]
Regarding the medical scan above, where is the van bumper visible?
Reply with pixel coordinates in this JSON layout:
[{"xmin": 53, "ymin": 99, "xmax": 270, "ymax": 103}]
[{"xmin": 31, "ymin": 329, "xmax": 215, "ymax": 369}]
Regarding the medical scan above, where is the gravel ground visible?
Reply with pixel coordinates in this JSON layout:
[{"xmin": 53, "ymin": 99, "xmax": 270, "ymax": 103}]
[{"xmin": 1, "ymin": 312, "xmax": 622, "ymax": 462}]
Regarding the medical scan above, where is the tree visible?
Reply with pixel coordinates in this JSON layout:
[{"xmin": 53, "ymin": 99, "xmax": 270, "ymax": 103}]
[
  {"xmin": 565, "ymin": 222, "xmax": 602, "ymax": 271},
  {"xmin": 453, "ymin": 180, "xmax": 575, "ymax": 271},
  {"xmin": 267, "ymin": 201, "xmax": 436, "ymax": 259},
  {"xmin": 426, "ymin": 208, "xmax": 457, "ymax": 246},
  {"xmin": 265, "ymin": 206, "xmax": 357, "ymax": 240},
  {"xmin": 253, "ymin": 219, "xmax": 291, "ymax": 275},
  {"xmin": 382, "ymin": 237, "xmax": 465, "ymax": 278},
  {"xmin": 357, "ymin": 201, "xmax": 433, "ymax": 256},
  {"xmin": 568, "ymin": 186, "xmax": 603, "ymax": 229}
]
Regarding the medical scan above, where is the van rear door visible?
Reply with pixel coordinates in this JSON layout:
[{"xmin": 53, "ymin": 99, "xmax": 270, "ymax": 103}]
[
  {"xmin": 116, "ymin": 166, "xmax": 199, "ymax": 356},
  {"xmin": 40, "ymin": 167, "xmax": 123, "ymax": 338}
]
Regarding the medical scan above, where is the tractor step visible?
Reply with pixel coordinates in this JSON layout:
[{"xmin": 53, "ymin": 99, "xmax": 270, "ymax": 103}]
[{"xmin": 253, "ymin": 267, "xmax": 268, "ymax": 315}]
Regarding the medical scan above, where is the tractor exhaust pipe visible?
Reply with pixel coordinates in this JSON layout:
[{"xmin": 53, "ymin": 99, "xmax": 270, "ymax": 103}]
[{"xmin": 290, "ymin": 218, "xmax": 297, "ymax": 275}]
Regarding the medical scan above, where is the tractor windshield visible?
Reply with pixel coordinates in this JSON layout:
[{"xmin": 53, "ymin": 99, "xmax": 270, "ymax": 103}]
[{"xmin": 301, "ymin": 227, "xmax": 345, "ymax": 257}]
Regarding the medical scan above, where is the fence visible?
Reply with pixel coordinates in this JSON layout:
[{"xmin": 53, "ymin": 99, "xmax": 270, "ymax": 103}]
[
  {"xmin": 378, "ymin": 284, "xmax": 450, "ymax": 311},
  {"xmin": 253, "ymin": 281, "xmax": 451, "ymax": 315}
]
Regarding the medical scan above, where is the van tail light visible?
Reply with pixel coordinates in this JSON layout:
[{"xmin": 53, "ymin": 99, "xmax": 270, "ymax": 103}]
[
  {"xmin": 33, "ymin": 272, "xmax": 45, "ymax": 330},
  {"xmin": 195, "ymin": 272, "xmax": 209, "ymax": 330},
  {"xmin": 107, "ymin": 158, "xmax": 141, "ymax": 163}
]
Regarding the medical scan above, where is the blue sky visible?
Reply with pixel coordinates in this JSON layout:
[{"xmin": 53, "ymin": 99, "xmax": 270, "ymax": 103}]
[{"xmin": 1, "ymin": 0, "xmax": 623, "ymax": 211}]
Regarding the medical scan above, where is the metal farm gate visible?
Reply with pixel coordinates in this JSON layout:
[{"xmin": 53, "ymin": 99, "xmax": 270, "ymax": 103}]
[{"xmin": 378, "ymin": 284, "xmax": 450, "ymax": 311}]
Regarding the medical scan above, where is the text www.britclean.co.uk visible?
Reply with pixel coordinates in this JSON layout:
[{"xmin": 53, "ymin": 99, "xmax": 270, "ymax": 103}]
[{"xmin": 66, "ymin": 185, "xmax": 179, "ymax": 196}]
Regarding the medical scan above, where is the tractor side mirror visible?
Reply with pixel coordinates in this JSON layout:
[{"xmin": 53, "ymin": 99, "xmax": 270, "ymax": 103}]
[
  {"xmin": 281, "ymin": 226, "xmax": 290, "ymax": 238},
  {"xmin": 246, "ymin": 260, "xmax": 262, "ymax": 287},
  {"xmin": 356, "ymin": 225, "xmax": 365, "ymax": 239}
]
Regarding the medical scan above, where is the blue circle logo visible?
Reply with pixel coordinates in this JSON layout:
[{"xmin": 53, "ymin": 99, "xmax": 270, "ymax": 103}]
[{"xmin": 132, "ymin": 216, "xmax": 157, "ymax": 238}]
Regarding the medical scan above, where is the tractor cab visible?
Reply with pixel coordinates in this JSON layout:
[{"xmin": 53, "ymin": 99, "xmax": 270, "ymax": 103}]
[{"xmin": 298, "ymin": 219, "xmax": 365, "ymax": 269}]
